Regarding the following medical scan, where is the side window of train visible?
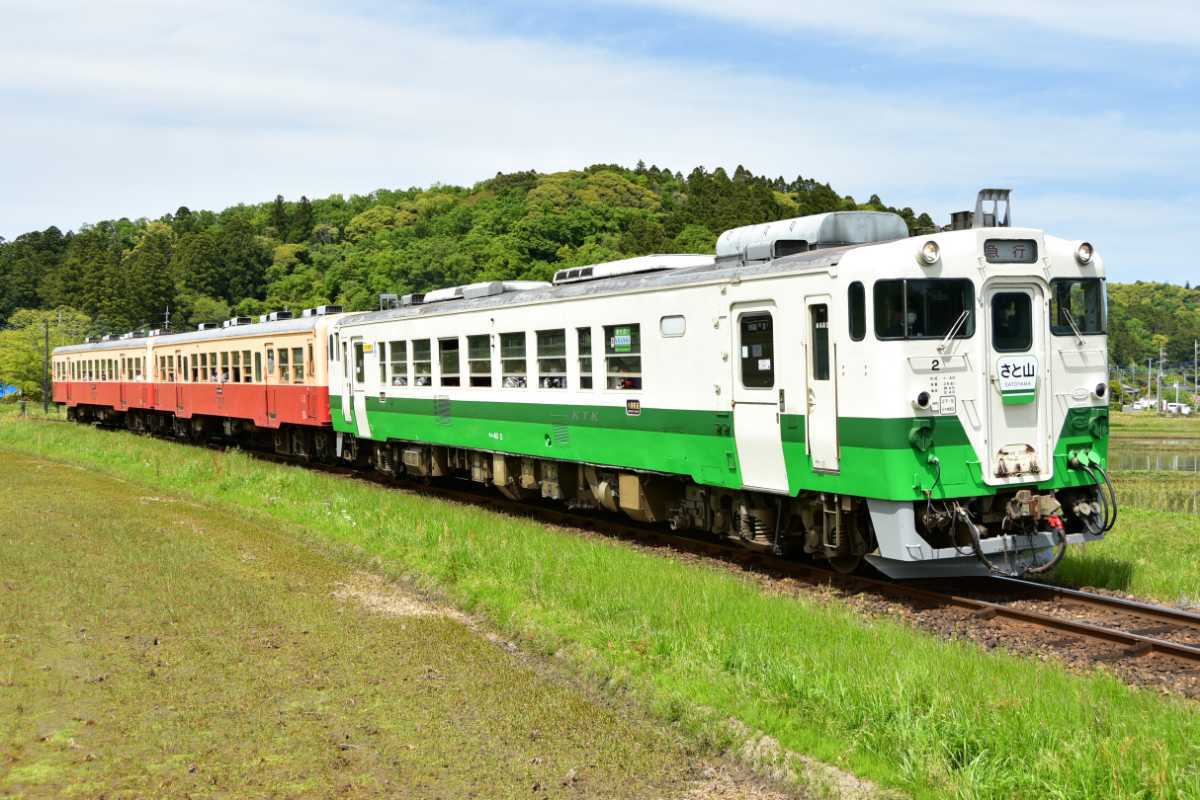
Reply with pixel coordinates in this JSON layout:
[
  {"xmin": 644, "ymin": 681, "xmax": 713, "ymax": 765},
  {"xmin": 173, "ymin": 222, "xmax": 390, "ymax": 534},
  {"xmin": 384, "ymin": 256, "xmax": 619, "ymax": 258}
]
[
  {"xmin": 254, "ymin": 352, "xmax": 262, "ymax": 383},
  {"xmin": 279, "ymin": 348, "xmax": 290, "ymax": 384},
  {"xmin": 811, "ymin": 305, "xmax": 831, "ymax": 381},
  {"xmin": 848, "ymin": 282, "xmax": 866, "ymax": 341},
  {"xmin": 378, "ymin": 341, "xmax": 388, "ymax": 384},
  {"xmin": 500, "ymin": 332, "xmax": 527, "ymax": 388},
  {"xmin": 266, "ymin": 348, "xmax": 275, "ymax": 380},
  {"xmin": 293, "ymin": 347, "xmax": 304, "ymax": 384},
  {"xmin": 604, "ymin": 323, "xmax": 642, "ymax": 390},
  {"xmin": 438, "ymin": 337, "xmax": 461, "ymax": 387},
  {"xmin": 242, "ymin": 350, "xmax": 252, "ymax": 382},
  {"xmin": 307, "ymin": 343, "xmax": 314, "ymax": 377},
  {"xmin": 412, "ymin": 339, "xmax": 432, "ymax": 386},
  {"xmin": 468, "ymin": 335, "xmax": 491, "ymax": 387},
  {"xmin": 537, "ymin": 329, "xmax": 566, "ymax": 389},
  {"xmin": 577, "ymin": 328, "xmax": 593, "ymax": 389},
  {"xmin": 739, "ymin": 313, "xmax": 774, "ymax": 388},
  {"xmin": 390, "ymin": 340, "xmax": 408, "ymax": 386}
]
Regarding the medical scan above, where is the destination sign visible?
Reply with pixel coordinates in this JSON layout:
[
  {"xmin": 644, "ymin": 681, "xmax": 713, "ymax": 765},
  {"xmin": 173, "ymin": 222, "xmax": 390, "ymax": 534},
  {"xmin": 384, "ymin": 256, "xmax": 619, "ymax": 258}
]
[{"xmin": 984, "ymin": 239, "xmax": 1038, "ymax": 264}]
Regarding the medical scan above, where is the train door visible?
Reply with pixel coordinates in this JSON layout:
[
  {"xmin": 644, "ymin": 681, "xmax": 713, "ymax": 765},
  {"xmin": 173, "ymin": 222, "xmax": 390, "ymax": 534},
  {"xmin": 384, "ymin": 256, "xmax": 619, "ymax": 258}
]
[
  {"xmin": 350, "ymin": 336, "xmax": 372, "ymax": 438},
  {"xmin": 119, "ymin": 357, "xmax": 128, "ymax": 409},
  {"xmin": 731, "ymin": 303, "xmax": 789, "ymax": 493},
  {"xmin": 805, "ymin": 297, "xmax": 840, "ymax": 472},
  {"xmin": 174, "ymin": 350, "xmax": 184, "ymax": 411},
  {"xmin": 984, "ymin": 284, "xmax": 1051, "ymax": 482},
  {"xmin": 265, "ymin": 342, "xmax": 278, "ymax": 422}
]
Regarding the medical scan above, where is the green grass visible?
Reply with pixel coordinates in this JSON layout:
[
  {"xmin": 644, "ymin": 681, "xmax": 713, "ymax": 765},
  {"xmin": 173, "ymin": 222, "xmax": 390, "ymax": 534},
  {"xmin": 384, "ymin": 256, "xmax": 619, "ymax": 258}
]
[
  {"xmin": 0, "ymin": 449, "xmax": 706, "ymax": 798},
  {"xmin": 4, "ymin": 417, "xmax": 1200, "ymax": 798},
  {"xmin": 1111, "ymin": 410, "xmax": 1200, "ymax": 438}
]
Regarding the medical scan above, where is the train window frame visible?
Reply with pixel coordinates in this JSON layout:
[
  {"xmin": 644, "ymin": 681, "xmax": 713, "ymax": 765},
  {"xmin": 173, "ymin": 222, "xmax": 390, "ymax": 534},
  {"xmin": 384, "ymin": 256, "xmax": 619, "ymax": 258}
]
[
  {"xmin": 438, "ymin": 337, "xmax": 461, "ymax": 387},
  {"xmin": 738, "ymin": 312, "xmax": 775, "ymax": 389},
  {"xmin": 292, "ymin": 346, "xmax": 304, "ymax": 384},
  {"xmin": 308, "ymin": 343, "xmax": 314, "ymax": 377},
  {"xmin": 254, "ymin": 351, "xmax": 262, "ymax": 383},
  {"xmin": 378, "ymin": 341, "xmax": 388, "ymax": 385},
  {"xmin": 412, "ymin": 339, "xmax": 432, "ymax": 386},
  {"xmin": 1049, "ymin": 278, "xmax": 1107, "ymax": 337},
  {"xmin": 873, "ymin": 278, "xmax": 976, "ymax": 341},
  {"xmin": 467, "ymin": 334, "xmax": 491, "ymax": 387},
  {"xmin": 991, "ymin": 292, "xmax": 1033, "ymax": 353},
  {"xmin": 577, "ymin": 327, "xmax": 593, "ymax": 390},
  {"xmin": 389, "ymin": 340, "xmax": 408, "ymax": 386},
  {"xmin": 811, "ymin": 304, "xmax": 831, "ymax": 381},
  {"xmin": 500, "ymin": 332, "xmax": 527, "ymax": 388},
  {"xmin": 848, "ymin": 281, "xmax": 866, "ymax": 342},
  {"xmin": 659, "ymin": 315, "xmax": 686, "ymax": 338},
  {"xmin": 537, "ymin": 329, "xmax": 567, "ymax": 389},
  {"xmin": 220, "ymin": 351, "xmax": 229, "ymax": 383},
  {"xmin": 242, "ymin": 350, "xmax": 252, "ymax": 382},
  {"xmin": 352, "ymin": 342, "xmax": 364, "ymax": 384},
  {"xmin": 231, "ymin": 351, "xmax": 241, "ymax": 383},
  {"xmin": 604, "ymin": 323, "xmax": 642, "ymax": 391},
  {"xmin": 279, "ymin": 348, "xmax": 290, "ymax": 384}
]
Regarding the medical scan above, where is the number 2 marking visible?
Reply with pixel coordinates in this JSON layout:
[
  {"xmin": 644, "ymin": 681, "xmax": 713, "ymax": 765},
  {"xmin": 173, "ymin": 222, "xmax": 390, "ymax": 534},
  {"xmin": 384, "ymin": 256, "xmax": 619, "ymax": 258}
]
[{"xmin": 931, "ymin": 359, "xmax": 941, "ymax": 371}]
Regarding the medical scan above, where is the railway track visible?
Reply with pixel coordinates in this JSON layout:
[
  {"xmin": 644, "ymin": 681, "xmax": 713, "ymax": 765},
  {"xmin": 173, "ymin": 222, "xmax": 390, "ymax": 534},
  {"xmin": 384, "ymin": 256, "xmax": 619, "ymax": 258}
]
[{"xmin": 58, "ymin": 417, "xmax": 1200, "ymax": 680}]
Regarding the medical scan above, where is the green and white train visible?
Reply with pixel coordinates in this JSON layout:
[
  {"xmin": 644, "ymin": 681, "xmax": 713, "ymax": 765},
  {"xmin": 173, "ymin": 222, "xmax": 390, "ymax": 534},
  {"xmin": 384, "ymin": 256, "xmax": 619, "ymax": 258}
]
[{"xmin": 328, "ymin": 189, "xmax": 1115, "ymax": 578}]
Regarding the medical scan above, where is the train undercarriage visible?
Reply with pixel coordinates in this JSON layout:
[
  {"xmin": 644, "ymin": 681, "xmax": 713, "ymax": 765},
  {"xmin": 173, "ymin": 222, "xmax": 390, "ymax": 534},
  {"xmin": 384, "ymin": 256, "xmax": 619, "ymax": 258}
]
[{"xmin": 67, "ymin": 403, "xmax": 1114, "ymax": 579}]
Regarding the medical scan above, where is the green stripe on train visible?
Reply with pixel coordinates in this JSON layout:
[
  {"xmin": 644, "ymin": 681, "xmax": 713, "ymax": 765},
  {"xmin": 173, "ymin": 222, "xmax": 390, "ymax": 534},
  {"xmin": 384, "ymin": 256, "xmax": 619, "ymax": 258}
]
[{"xmin": 330, "ymin": 395, "xmax": 1106, "ymax": 502}]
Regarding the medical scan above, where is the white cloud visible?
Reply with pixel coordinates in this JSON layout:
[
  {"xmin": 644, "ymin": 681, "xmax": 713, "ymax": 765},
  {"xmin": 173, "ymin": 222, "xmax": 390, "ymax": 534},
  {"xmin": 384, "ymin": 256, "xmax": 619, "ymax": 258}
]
[
  {"xmin": 610, "ymin": 0, "xmax": 1200, "ymax": 49},
  {"xmin": 0, "ymin": 0, "xmax": 1193, "ymax": 282}
]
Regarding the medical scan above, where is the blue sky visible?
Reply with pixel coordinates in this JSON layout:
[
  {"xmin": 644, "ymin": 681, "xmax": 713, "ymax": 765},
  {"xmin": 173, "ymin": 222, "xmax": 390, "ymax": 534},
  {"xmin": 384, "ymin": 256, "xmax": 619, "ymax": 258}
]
[{"xmin": 1, "ymin": 0, "xmax": 1197, "ymax": 283}]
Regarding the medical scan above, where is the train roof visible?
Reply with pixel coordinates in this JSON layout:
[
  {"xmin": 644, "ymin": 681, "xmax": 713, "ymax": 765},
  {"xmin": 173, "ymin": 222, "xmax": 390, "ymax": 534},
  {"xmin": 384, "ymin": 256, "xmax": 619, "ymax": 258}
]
[
  {"xmin": 54, "ymin": 315, "xmax": 327, "ymax": 355},
  {"xmin": 337, "ymin": 241, "xmax": 868, "ymax": 329}
]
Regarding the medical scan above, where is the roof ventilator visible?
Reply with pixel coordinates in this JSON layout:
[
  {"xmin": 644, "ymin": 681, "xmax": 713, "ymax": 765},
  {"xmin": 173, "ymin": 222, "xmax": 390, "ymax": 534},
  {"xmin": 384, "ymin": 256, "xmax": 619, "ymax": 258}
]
[
  {"xmin": 716, "ymin": 211, "xmax": 909, "ymax": 265},
  {"xmin": 552, "ymin": 255, "xmax": 713, "ymax": 285},
  {"xmin": 302, "ymin": 305, "xmax": 344, "ymax": 316}
]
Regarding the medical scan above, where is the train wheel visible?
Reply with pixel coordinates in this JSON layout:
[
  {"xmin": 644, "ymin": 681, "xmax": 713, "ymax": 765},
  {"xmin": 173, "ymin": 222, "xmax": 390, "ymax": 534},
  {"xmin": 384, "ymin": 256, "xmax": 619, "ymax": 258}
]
[{"xmin": 828, "ymin": 554, "xmax": 863, "ymax": 574}]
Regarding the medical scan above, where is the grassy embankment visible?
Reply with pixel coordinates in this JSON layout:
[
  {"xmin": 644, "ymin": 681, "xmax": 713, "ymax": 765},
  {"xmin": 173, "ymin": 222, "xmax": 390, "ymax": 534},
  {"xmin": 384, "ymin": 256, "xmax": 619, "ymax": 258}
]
[
  {"xmin": 1054, "ymin": 411, "xmax": 1200, "ymax": 604},
  {"xmin": 0, "ymin": 450, "xmax": 722, "ymax": 798},
  {"xmin": 2, "ymin": 415, "xmax": 1200, "ymax": 799}
]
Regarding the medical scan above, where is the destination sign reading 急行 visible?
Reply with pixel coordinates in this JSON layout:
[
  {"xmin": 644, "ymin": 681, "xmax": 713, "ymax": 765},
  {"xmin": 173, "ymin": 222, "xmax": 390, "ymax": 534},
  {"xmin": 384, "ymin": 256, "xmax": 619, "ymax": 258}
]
[{"xmin": 983, "ymin": 239, "xmax": 1038, "ymax": 264}]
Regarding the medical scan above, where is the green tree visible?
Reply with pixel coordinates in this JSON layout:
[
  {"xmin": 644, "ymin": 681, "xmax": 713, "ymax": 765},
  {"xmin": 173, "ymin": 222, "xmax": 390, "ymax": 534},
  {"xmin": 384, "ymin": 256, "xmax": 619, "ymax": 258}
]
[{"xmin": 0, "ymin": 307, "xmax": 90, "ymax": 399}]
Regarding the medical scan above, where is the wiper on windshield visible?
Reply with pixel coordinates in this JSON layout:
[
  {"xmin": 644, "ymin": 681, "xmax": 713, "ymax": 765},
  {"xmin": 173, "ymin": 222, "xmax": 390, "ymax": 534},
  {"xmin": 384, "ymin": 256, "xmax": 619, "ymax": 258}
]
[
  {"xmin": 1062, "ymin": 308, "xmax": 1085, "ymax": 345},
  {"xmin": 937, "ymin": 310, "xmax": 970, "ymax": 354}
]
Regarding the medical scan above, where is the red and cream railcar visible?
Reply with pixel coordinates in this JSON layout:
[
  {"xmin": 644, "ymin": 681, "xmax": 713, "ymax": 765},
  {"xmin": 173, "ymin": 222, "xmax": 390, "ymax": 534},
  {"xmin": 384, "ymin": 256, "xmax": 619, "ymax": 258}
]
[{"xmin": 52, "ymin": 312, "xmax": 344, "ymax": 456}]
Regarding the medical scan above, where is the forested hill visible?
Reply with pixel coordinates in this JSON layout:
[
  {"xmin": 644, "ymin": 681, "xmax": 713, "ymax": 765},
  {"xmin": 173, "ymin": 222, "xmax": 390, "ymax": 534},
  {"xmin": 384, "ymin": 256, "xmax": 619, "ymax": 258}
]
[
  {"xmin": 0, "ymin": 164, "xmax": 930, "ymax": 332},
  {"xmin": 0, "ymin": 162, "xmax": 1196, "ymax": 372}
]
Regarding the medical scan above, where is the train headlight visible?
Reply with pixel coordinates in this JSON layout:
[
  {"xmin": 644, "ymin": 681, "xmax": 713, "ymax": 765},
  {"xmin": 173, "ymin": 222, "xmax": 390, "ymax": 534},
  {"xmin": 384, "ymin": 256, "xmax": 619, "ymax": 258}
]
[
  {"xmin": 1075, "ymin": 241, "xmax": 1094, "ymax": 265},
  {"xmin": 1095, "ymin": 382, "xmax": 1107, "ymax": 398},
  {"xmin": 913, "ymin": 391, "xmax": 931, "ymax": 410},
  {"xmin": 918, "ymin": 240, "xmax": 940, "ymax": 266}
]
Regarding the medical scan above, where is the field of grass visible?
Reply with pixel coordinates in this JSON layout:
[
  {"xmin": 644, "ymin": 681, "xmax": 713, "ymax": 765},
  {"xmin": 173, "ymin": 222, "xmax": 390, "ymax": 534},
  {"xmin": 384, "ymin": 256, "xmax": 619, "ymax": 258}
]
[
  {"xmin": 1052, "ymin": 411, "xmax": 1200, "ymax": 602},
  {"xmin": 3, "ymin": 416, "xmax": 1200, "ymax": 799},
  {"xmin": 0, "ymin": 449, "xmax": 728, "ymax": 798},
  {"xmin": 1110, "ymin": 410, "xmax": 1200, "ymax": 438}
]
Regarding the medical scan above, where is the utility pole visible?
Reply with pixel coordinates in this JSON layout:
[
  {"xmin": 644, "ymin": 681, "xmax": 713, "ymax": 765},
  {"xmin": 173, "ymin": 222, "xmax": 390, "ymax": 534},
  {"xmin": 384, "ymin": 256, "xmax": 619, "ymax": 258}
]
[
  {"xmin": 42, "ymin": 318, "xmax": 50, "ymax": 414},
  {"xmin": 1158, "ymin": 342, "xmax": 1167, "ymax": 411}
]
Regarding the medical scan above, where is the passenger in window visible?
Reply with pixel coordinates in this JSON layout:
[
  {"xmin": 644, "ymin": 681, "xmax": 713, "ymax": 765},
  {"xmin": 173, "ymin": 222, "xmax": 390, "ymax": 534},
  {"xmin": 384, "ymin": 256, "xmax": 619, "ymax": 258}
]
[{"xmin": 884, "ymin": 307, "xmax": 905, "ymax": 338}]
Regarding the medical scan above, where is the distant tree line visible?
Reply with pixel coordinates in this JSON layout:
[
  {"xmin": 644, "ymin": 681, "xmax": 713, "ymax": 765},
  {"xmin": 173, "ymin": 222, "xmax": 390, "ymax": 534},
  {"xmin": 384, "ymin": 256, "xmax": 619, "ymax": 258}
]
[{"xmin": 0, "ymin": 163, "xmax": 932, "ymax": 334}]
